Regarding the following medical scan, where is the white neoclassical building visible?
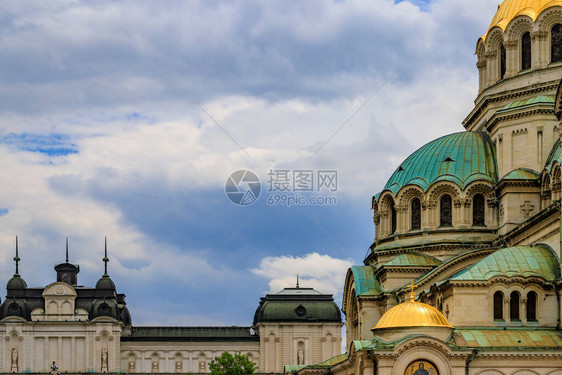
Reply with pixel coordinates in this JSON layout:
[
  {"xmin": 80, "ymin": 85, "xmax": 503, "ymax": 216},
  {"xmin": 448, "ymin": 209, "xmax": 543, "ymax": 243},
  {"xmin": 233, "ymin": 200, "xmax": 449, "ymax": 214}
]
[{"xmin": 0, "ymin": 244, "xmax": 342, "ymax": 374}]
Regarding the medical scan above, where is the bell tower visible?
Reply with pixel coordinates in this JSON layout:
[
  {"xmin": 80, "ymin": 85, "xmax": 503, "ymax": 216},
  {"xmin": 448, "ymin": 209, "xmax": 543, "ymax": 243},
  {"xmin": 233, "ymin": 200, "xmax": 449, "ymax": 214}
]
[{"xmin": 54, "ymin": 238, "xmax": 80, "ymax": 285}]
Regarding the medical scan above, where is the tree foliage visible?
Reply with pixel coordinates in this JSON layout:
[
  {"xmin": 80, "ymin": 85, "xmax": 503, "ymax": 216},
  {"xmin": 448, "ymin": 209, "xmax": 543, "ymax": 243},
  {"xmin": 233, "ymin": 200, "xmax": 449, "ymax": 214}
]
[{"xmin": 208, "ymin": 351, "xmax": 255, "ymax": 375}]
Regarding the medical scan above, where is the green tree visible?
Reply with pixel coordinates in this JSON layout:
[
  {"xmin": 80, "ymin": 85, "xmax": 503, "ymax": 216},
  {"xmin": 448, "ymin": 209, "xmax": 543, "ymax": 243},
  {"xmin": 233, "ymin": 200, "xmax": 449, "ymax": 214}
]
[{"xmin": 208, "ymin": 351, "xmax": 255, "ymax": 375}]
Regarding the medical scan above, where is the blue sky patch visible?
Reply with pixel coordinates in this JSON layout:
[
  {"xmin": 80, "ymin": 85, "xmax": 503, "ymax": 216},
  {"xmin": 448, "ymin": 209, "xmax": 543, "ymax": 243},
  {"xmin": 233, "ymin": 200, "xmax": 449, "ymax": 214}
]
[
  {"xmin": 0, "ymin": 208, "xmax": 8, "ymax": 217},
  {"xmin": 1, "ymin": 133, "xmax": 79, "ymax": 156}
]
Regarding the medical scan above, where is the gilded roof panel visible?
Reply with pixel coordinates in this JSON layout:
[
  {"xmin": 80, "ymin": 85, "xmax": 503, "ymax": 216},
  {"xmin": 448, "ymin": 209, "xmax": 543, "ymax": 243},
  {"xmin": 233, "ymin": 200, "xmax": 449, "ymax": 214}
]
[{"xmin": 482, "ymin": 0, "xmax": 562, "ymax": 41}]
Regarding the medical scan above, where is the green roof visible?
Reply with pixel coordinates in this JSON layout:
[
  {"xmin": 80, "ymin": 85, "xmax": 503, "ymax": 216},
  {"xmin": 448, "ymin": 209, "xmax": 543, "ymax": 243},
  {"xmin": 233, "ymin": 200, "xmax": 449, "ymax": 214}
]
[
  {"xmin": 381, "ymin": 131, "xmax": 497, "ymax": 195},
  {"xmin": 451, "ymin": 245, "xmax": 560, "ymax": 282},
  {"xmin": 497, "ymin": 95, "xmax": 555, "ymax": 113},
  {"xmin": 544, "ymin": 141, "xmax": 560, "ymax": 172},
  {"xmin": 385, "ymin": 252, "xmax": 442, "ymax": 267},
  {"xmin": 500, "ymin": 168, "xmax": 540, "ymax": 181},
  {"xmin": 350, "ymin": 266, "xmax": 381, "ymax": 296},
  {"xmin": 253, "ymin": 288, "xmax": 341, "ymax": 324},
  {"xmin": 451, "ymin": 329, "xmax": 562, "ymax": 350}
]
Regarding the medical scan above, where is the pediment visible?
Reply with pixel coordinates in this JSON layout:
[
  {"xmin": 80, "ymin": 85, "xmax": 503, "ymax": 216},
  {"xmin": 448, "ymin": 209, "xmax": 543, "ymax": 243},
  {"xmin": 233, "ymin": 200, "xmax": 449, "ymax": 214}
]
[{"xmin": 43, "ymin": 282, "xmax": 77, "ymax": 298}]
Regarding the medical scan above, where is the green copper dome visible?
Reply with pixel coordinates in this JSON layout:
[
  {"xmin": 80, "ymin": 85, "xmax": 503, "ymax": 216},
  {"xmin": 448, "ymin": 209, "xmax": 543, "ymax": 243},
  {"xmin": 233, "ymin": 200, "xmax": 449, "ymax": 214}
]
[{"xmin": 382, "ymin": 131, "xmax": 498, "ymax": 195}]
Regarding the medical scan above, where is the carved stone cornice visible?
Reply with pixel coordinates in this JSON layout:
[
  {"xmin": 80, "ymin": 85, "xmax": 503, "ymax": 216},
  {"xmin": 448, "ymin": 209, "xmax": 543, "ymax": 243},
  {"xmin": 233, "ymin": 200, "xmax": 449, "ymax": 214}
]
[
  {"xmin": 504, "ymin": 40, "xmax": 518, "ymax": 49},
  {"xmin": 476, "ymin": 61, "xmax": 487, "ymax": 69},
  {"xmin": 485, "ymin": 51, "xmax": 498, "ymax": 59}
]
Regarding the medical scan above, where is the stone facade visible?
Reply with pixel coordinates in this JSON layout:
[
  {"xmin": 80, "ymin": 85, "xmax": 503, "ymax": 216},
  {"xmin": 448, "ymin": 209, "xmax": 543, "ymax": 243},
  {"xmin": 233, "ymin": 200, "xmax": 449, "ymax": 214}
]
[{"xmin": 0, "ymin": 255, "xmax": 341, "ymax": 373}]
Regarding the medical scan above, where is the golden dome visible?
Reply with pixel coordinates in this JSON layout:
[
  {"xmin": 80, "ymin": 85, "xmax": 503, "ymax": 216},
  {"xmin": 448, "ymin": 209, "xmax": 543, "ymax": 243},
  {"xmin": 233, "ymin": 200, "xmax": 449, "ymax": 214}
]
[
  {"xmin": 372, "ymin": 297, "xmax": 453, "ymax": 330},
  {"xmin": 482, "ymin": 0, "xmax": 562, "ymax": 41}
]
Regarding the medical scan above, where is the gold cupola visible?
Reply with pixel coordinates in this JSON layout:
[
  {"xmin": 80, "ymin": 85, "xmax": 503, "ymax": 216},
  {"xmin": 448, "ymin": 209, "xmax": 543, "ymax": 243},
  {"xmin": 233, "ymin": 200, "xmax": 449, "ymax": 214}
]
[
  {"xmin": 482, "ymin": 0, "xmax": 562, "ymax": 41},
  {"xmin": 372, "ymin": 284, "xmax": 453, "ymax": 341}
]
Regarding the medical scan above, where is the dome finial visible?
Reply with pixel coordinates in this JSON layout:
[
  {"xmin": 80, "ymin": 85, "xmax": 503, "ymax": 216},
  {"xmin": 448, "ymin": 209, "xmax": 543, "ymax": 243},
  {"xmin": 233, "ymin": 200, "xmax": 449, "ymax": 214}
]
[
  {"xmin": 296, "ymin": 274, "xmax": 299, "ymax": 288},
  {"xmin": 103, "ymin": 237, "xmax": 109, "ymax": 276},
  {"xmin": 13, "ymin": 236, "xmax": 20, "ymax": 277},
  {"xmin": 65, "ymin": 237, "xmax": 69, "ymax": 263},
  {"xmin": 408, "ymin": 280, "xmax": 417, "ymax": 302}
]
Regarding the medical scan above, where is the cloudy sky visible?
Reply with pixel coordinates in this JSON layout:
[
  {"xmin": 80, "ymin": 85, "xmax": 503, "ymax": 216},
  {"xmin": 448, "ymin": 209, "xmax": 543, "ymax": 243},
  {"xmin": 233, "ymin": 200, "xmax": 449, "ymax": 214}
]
[{"xmin": 0, "ymin": 0, "xmax": 499, "ymax": 327}]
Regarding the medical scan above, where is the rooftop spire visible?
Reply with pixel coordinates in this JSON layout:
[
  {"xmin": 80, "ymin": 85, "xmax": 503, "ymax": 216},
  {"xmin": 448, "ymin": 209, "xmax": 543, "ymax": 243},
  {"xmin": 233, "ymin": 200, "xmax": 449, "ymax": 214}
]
[
  {"xmin": 13, "ymin": 236, "xmax": 20, "ymax": 277},
  {"xmin": 103, "ymin": 237, "xmax": 109, "ymax": 276},
  {"xmin": 408, "ymin": 280, "xmax": 417, "ymax": 302},
  {"xmin": 65, "ymin": 237, "xmax": 69, "ymax": 263},
  {"xmin": 296, "ymin": 274, "xmax": 299, "ymax": 288}
]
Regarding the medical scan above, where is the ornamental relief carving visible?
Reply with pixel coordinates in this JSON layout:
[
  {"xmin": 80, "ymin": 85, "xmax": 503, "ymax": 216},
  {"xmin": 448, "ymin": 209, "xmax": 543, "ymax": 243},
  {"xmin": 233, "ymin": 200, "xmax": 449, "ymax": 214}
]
[
  {"xmin": 506, "ymin": 18, "xmax": 532, "ymax": 40},
  {"xmin": 428, "ymin": 184, "xmax": 460, "ymax": 201},
  {"xmin": 395, "ymin": 205, "xmax": 408, "ymax": 213},
  {"xmin": 520, "ymin": 201, "xmax": 535, "ymax": 218},
  {"xmin": 397, "ymin": 187, "xmax": 424, "ymax": 205},
  {"xmin": 504, "ymin": 40, "xmax": 518, "ymax": 49},
  {"xmin": 453, "ymin": 198, "xmax": 471, "ymax": 208},
  {"xmin": 499, "ymin": 204, "xmax": 504, "ymax": 221},
  {"xmin": 531, "ymin": 30, "xmax": 548, "ymax": 40},
  {"xmin": 538, "ymin": 9, "xmax": 562, "ymax": 30},
  {"xmin": 422, "ymin": 200, "xmax": 437, "ymax": 210}
]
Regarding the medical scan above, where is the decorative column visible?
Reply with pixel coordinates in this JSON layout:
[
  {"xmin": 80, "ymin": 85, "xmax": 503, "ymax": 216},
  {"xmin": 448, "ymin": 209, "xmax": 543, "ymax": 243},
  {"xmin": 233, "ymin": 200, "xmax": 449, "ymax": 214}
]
[
  {"xmin": 477, "ymin": 60, "xmax": 487, "ymax": 92},
  {"xmin": 395, "ymin": 205, "xmax": 408, "ymax": 233},
  {"xmin": 531, "ymin": 31, "xmax": 548, "ymax": 69},
  {"xmin": 484, "ymin": 51, "xmax": 498, "ymax": 86},
  {"xmin": 504, "ymin": 40, "xmax": 518, "ymax": 78},
  {"xmin": 454, "ymin": 198, "xmax": 471, "ymax": 227},
  {"xmin": 422, "ymin": 200, "xmax": 437, "ymax": 230}
]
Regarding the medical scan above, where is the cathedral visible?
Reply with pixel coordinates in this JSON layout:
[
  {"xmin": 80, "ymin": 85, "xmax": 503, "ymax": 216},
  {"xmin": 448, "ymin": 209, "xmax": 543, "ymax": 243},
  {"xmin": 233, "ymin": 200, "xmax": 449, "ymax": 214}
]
[{"xmin": 288, "ymin": 0, "xmax": 562, "ymax": 374}]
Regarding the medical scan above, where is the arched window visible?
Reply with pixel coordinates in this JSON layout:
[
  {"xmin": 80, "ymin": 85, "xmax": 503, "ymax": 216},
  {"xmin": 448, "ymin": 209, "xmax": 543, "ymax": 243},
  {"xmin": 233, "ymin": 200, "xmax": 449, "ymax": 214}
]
[
  {"xmin": 510, "ymin": 291, "xmax": 520, "ymax": 320},
  {"xmin": 411, "ymin": 198, "xmax": 421, "ymax": 230},
  {"xmin": 552, "ymin": 24, "xmax": 562, "ymax": 63},
  {"xmin": 390, "ymin": 202, "xmax": 397, "ymax": 234},
  {"xmin": 440, "ymin": 194, "xmax": 452, "ymax": 227},
  {"xmin": 527, "ymin": 291, "xmax": 537, "ymax": 321},
  {"xmin": 493, "ymin": 291, "xmax": 504, "ymax": 320},
  {"xmin": 521, "ymin": 32, "xmax": 531, "ymax": 70},
  {"xmin": 500, "ymin": 43, "xmax": 506, "ymax": 79},
  {"xmin": 472, "ymin": 194, "xmax": 485, "ymax": 226}
]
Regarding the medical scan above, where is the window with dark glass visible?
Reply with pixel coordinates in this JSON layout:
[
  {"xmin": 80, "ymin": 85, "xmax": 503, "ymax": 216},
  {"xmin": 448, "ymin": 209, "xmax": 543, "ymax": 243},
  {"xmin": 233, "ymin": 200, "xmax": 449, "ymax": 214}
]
[
  {"xmin": 390, "ymin": 202, "xmax": 397, "ymax": 234},
  {"xmin": 510, "ymin": 291, "xmax": 520, "ymax": 320},
  {"xmin": 521, "ymin": 32, "xmax": 531, "ymax": 70},
  {"xmin": 527, "ymin": 291, "xmax": 537, "ymax": 321},
  {"xmin": 440, "ymin": 195, "xmax": 452, "ymax": 227},
  {"xmin": 552, "ymin": 24, "xmax": 562, "ymax": 63},
  {"xmin": 473, "ymin": 194, "xmax": 485, "ymax": 226},
  {"xmin": 411, "ymin": 198, "xmax": 421, "ymax": 230},
  {"xmin": 494, "ymin": 291, "xmax": 503, "ymax": 320},
  {"xmin": 500, "ymin": 43, "xmax": 506, "ymax": 79}
]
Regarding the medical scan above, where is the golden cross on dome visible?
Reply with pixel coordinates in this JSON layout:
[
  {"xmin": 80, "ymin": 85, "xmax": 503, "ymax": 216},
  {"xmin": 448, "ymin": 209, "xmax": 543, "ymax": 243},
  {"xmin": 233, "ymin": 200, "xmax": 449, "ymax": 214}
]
[{"xmin": 408, "ymin": 281, "xmax": 417, "ymax": 302}]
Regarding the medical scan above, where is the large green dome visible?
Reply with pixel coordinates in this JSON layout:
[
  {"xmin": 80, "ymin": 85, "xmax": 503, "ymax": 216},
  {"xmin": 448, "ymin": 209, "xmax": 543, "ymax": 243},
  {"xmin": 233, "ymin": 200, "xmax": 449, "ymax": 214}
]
[{"xmin": 382, "ymin": 131, "xmax": 498, "ymax": 195}]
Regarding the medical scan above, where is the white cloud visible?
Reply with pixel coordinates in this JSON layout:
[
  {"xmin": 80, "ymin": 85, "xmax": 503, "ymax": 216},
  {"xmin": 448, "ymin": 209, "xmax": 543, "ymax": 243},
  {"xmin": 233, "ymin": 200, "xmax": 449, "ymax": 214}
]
[
  {"xmin": 251, "ymin": 252, "xmax": 353, "ymax": 297},
  {"xmin": 0, "ymin": 0, "xmax": 503, "ymax": 325}
]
